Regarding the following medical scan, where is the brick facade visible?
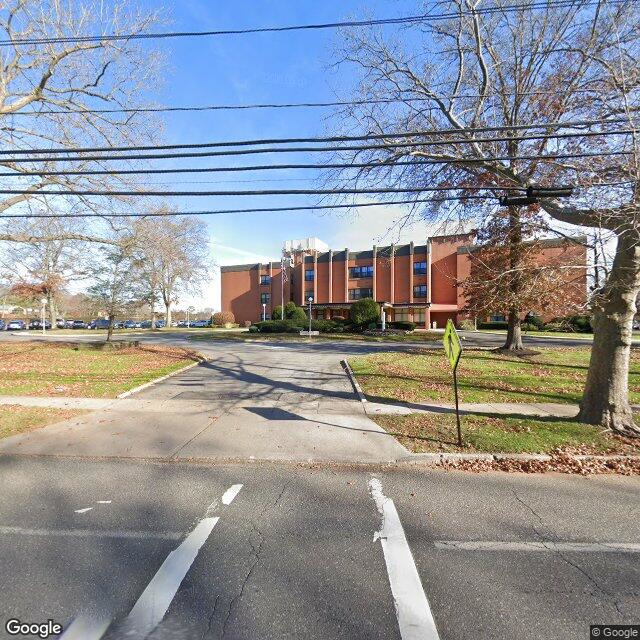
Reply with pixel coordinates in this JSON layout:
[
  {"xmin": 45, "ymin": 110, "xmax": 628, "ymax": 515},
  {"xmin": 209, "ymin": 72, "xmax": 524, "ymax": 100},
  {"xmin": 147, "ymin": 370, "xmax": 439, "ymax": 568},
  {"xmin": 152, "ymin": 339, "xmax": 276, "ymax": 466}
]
[{"xmin": 220, "ymin": 233, "xmax": 588, "ymax": 328}]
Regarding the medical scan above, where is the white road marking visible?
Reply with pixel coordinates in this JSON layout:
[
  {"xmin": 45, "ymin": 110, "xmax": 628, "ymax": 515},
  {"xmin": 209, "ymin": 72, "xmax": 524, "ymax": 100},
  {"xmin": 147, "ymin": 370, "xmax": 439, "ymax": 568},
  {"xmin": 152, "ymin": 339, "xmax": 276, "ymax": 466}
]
[
  {"xmin": 368, "ymin": 478, "xmax": 440, "ymax": 640},
  {"xmin": 74, "ymin": 507, "xmax": 93, "ymax": 514},
  {"xmin": 121, "ymin": 517, "xmax": 219, "ymax": 638},
  {"xmin": 222, "ymin": 484, "xmax": 243, "ymax": 505},
  {"xmin": 59, "ymin": 614, "xmax": 111, "ymax": 640},
  {"xmin": 96, "ymin": 500, "xmax": 112, "ymax": 504},
  {"xmin": 0, "ymin": 526, "xmax": 183, "ymax": 540},
  {"xmin": 435, "ymin": 540, "xmax": 640, "ymax": 553}
]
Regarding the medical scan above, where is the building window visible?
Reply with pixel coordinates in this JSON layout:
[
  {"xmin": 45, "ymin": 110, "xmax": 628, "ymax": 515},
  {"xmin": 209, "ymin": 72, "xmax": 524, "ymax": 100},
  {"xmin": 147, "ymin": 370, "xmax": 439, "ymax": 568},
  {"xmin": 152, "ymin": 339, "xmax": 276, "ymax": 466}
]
[
  {"xmin": 316, "ymin": 310, "xmax": 325, "ymax": 319},
  {"xmin": 348, "ymin": 288, "xmax": 373, "ymax": 300},
  {"xmin": 305, "ymin": 269, "xmax": 315, "ymax": 281},
  {"xmin": 414, "ymin": 309, "xmax": 426, "ymax": 324},
  {"xmin": 413, "ymin": 284, "xmax": 428, "ymax": 298},
  {"xmin": 490, "ymin": 314, "xmax": 506, "ymax": 322},
  {"xmin": 260, "ymin": 293, "xmax": 270, "ymax": 304},
  {"xmin": 395, "ymin": 309, "xmax": 411, "ymax": 322},
  {"xmin": 349, "ymin": 265, "xmax": 374, "ymax": 279},
  {"xmin": 260, "ymin": 275, "xmax": 271, "ymax": 285},
  {"xmin": 305, "ymin": 291, "xmax": 314, "ymax": 301},
  {"xmin": 414, "ymin": 261, "xmax": 427, "ymax": 275}
]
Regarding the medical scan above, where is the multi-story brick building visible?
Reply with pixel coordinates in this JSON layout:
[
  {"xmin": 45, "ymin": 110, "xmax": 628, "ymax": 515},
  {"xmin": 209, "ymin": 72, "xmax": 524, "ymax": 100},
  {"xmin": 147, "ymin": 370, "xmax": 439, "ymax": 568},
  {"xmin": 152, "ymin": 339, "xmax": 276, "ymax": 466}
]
[{"xmin": 220, "ymin": 233, "xmax": 587, "ymax": 328}]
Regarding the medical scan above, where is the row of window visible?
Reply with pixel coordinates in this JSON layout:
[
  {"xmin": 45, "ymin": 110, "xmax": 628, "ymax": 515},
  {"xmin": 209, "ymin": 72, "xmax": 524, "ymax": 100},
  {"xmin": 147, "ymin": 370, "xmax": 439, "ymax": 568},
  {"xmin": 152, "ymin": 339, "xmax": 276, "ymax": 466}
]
[
  {"xmin": 263, "ymin": 286, "xmax": 427, "ymax": 304},
  {"xmin": 301, "ymin": 261, "xmax": 429, "ymax": 282}
]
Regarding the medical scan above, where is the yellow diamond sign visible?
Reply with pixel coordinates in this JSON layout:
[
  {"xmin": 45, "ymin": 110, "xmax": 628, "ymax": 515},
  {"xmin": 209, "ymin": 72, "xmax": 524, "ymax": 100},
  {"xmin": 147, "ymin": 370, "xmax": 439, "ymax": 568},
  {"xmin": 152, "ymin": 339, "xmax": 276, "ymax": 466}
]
[{"xmin": 443, "ymin": 319, "xmax": 462, "ymax": 369}]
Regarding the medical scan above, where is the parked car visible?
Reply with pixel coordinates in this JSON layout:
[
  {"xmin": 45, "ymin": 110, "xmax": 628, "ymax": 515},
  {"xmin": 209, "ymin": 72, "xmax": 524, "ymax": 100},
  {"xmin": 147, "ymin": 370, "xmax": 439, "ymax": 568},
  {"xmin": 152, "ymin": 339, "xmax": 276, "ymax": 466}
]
[
  {"xmin": 113, "ymin": 321, "xmax": 125, "ymax": 329},
  {"xmin": 123, "ymin": 320, "xmax": 136, "ymax": 329},
  {"xmin": 28, "ymin": 319, "xmax": 52, "ymax": 330},
  {"xmin": 0, "ymin": 320, "xmax": 5, "ymax": 331},
  {"xmin": 7, "ymin": 319, "xmax": 26, "ymax": 330},
  {"xmin": 177, "ymin": 320, "xmax": 186, "ymax": 327},
  {"xmin": 634, "ymin": 319, "xmax": 640, "ymax": 330},
  {"xmin": 141, "ymin": 320, "xmax": 152, "ymax": 329},
  {"xmin": 71, "ymin": 320, "xmax": 87, "ymax": 329},
  {"xmin": 89, "ymin": 319, "xmax": 111, "ymax": 330},
  {"xmin": 155, "ymin": 320, "xmax": 166, "ymax": 328}
]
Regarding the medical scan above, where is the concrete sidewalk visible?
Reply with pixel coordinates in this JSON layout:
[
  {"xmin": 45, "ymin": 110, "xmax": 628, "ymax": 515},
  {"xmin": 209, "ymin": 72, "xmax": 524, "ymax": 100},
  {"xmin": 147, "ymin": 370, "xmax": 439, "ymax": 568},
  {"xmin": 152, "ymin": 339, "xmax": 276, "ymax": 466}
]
[{"xmin": 365, "ymin": 400, "xmax": 581, "ymax": 418}]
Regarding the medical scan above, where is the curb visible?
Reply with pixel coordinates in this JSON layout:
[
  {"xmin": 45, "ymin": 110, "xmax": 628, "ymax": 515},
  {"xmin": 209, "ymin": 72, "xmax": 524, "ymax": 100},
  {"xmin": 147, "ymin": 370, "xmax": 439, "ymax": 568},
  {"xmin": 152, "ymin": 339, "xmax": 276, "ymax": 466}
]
[
  {"xmin": 117, "ymin": 360, "xmax": 202, "ymax": 399},
  {"xmin": 341, "ymin": 359, "xmax": 368, "ymax": 407},
  {"xmin": 397, "ymin": 452, "xmax": 640, "ymax": 466}
]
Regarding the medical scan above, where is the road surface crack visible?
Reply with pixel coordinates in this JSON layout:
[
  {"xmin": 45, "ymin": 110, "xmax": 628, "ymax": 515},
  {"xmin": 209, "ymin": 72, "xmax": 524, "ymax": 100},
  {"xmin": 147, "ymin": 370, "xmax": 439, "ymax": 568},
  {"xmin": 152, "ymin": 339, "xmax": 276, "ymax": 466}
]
[
  {"xmin": 512, "ymin": 490, "xmax": 615, "ymax": 603},
  {"xmin": 220, "ymin": 481, "xmax": 290, "ymax": 638}
]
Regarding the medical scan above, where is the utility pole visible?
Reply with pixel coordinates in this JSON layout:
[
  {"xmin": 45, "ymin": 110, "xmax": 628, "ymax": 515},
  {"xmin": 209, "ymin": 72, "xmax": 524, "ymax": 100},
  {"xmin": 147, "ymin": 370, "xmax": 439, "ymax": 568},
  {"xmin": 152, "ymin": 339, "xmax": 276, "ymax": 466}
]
[{"xmin": 308, "ymin": 296, "xmax": 313, "ymax": 334}]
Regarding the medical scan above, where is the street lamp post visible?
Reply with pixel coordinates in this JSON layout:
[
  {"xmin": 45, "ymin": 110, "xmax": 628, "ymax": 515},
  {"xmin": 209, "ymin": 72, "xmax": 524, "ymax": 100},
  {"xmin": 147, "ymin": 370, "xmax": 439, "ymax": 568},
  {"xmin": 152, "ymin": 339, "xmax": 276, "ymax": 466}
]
[
  {"xmin": 262, "ymin": 303, "xmax": 266, "ymax": 321},
  {"xmin": 40, "ymin": 298, "xmax": 47, "ymax": 335},
  {"xmin": 308, "ymin": 296, "xmax": 313, "ymax": 334}
]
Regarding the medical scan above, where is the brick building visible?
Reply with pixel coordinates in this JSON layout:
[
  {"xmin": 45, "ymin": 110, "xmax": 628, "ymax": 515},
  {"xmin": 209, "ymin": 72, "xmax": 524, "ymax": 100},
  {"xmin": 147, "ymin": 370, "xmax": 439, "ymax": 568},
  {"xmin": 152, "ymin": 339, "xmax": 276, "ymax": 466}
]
[{"xmin": 220, "ymin": 234, "xmax": 587, "ymax": 328}]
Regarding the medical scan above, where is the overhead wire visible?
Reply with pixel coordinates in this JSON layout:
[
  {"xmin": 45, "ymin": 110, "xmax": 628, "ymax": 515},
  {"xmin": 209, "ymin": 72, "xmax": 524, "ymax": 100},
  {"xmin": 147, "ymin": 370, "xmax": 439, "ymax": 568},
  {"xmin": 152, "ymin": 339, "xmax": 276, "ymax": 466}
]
[
  {"xmin": 0, "ymin": 149, "xmax": 631, "ymax": 176},
  {"xmin": 4, "ymin": 89, "xmax": 611, "ymax": 116},
  {"xmin": 0, "ymin": 117, "xmax": 633, "ymax": 156},
  {"xmin": 0, "ymin": 0, "xmax": 615, "ymax": 47},
  {"xmin": 0, "ymin": 181, "xmax": 631, "ymax": 218}
]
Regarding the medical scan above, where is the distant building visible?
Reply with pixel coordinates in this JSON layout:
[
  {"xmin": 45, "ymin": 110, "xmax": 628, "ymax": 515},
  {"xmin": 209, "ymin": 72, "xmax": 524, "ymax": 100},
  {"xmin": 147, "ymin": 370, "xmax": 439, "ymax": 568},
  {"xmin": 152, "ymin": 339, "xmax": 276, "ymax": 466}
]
[{"xmin": 220, "ymin": 233, "xmax": 587, "ymax": 328}]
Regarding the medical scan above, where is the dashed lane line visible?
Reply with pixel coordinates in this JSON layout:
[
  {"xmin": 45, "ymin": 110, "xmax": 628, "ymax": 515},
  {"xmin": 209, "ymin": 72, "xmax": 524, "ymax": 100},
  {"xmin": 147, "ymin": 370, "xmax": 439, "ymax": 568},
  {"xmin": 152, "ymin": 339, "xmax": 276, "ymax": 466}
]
[
  {"xmin": 369, "ymin": 477, "xmax": 440, "ymax": 640},
  {"xmin": 0, "ymin": 526, "xmax": 183, "ymax": 540},
  {"xmin": 115, "ymin": 483, "xmax": 244, "ymax": 639},
  {"xmin": 434, "ymin": 540, "xmax": 640, "ymax": 552},
  {"xmin": 222, "ymin": 483, "xmax": 243, "ymax": 505}
]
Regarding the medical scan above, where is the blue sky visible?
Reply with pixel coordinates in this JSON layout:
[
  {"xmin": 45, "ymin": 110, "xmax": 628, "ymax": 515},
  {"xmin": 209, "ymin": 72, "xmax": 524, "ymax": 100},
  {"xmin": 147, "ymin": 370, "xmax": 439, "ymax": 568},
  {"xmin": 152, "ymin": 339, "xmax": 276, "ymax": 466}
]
[{"xmin": 134, "ymin": 0, "xmax": 432, "ymax": 308}]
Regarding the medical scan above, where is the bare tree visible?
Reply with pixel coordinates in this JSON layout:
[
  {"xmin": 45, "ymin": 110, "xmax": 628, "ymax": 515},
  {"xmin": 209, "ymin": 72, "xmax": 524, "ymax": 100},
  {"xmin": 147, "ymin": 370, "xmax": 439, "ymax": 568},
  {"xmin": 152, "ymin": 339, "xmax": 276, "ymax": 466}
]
[
  {"xmin": 0, "ymin": 217, "xmax": 90, "ymax": 324},
  {"xmin": 0, "ymin": 0, "xmax": 166, "ymax": 245},
  {"xmin": 86, "ymin": 245, "xmax": 139, "ymax": 342},
  {"xmin": 131, "ymin": 215, "xmax": 211, "ymax": 328},
  {"xmin": 333, "ymin": 0, "xmax": 639, "ymax": 435}
]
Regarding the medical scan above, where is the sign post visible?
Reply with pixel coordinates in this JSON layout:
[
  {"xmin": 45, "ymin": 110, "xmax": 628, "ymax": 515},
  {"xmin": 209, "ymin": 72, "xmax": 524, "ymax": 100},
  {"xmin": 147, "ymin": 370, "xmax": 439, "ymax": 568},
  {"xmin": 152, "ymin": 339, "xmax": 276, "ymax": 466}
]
[{"xmin": 443, "ymin": 319, "xmax": 463, "ymax": 446}]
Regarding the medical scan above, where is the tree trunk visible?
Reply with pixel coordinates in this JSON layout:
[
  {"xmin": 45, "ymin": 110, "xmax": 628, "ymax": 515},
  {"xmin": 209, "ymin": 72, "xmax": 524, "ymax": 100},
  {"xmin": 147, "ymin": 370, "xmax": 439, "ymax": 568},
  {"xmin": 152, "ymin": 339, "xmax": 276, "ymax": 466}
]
[
  {"xmin": 47, "ymin": 292, "xmax": 57, "ymax": 327},
  {"xmin": 578, "ymin": 232, "xmax": 640, "ymax": 437},
  {"xmin": 501, "ymin": 206, "xmax": 525, "ymax": 351},
  {"xmin": 165, "ymin": 301, "xmax": 172, "ymax": 329},
  {"xmin": 151, "ymin": 309, "xmax": 156, "ymax": 330},
  {"xmin": 106, "ymin": 315, "xmax": 114, "ymax": 342},
  {"xmin": 503, "ymin": 309, "xmax": 525, "ymax": 350}
]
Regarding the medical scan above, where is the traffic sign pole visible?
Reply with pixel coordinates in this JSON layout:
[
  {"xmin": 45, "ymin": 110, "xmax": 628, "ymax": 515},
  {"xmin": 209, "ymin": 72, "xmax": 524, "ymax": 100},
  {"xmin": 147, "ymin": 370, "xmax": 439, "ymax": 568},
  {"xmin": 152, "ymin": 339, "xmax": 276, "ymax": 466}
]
[
  {"xmin": 443, "ymin": 319, "xmax": 463, "ymax": 446},
  {"xmin": 453, "ymin": 357, "xmax": 462, "ymax": 447}
]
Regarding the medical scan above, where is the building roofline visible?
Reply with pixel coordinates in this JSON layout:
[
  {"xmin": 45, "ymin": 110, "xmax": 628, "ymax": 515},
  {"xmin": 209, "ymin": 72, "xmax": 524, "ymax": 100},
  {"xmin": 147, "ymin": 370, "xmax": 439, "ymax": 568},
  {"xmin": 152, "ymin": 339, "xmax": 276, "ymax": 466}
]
[{"xmin": 457, "ymin": 235, "xmax": 587, "ymax": 254}]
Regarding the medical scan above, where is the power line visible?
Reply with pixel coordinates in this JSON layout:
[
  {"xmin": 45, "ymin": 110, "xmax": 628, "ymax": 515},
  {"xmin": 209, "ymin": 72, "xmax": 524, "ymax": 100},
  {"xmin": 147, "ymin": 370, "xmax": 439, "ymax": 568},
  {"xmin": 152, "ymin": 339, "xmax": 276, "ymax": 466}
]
[
  {"xmin": 0, "ymin": 149, "xmax": 631, "ymax": 176},
  {"xmin": 2, "ymin": 117, "xmax": 632, "ymax": 156},
  {"xmin": 0, "ymin": 0, "xmax": 610, "ymax": 47},
  {"xmin": 0, "ymin": 197, "xmax": 489, "ymax": 218},
  {"xmin": 0, "ymin": 185, "xmax": 530, "ymax": 197},
  {"xmin": 7, "ymin": 90, "xmax": 609, "ymax": 117},
  {"xmin": 0, "ymin": 180, "xmax": 630, "ymax": 218},
  {"xmin": 0, "ymin": 143, "xmax": 632, "ymax": 166}
]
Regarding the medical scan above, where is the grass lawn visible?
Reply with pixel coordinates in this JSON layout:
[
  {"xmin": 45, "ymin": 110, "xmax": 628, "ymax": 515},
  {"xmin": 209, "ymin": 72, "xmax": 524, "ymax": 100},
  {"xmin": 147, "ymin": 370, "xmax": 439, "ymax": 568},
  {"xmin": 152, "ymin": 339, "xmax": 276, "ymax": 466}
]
[
  {"xmin": 0, "ymin": 405, "xmax": 85, "ymax": 439},
  {"xmin": 188, "ymin": 331, "xmax": 442, "ymax": 343},
  {"xmin": 373, "ymin": 412, "xmax": 640, "ymax": 455},
  {"xmin": 0, "ymin": 342, "xmax": 201, "ymax": 398},
  {"xmin": 479, "ymin": 330, "xmax": 640, "ymax": 340},
  {"xmin": 350, "ymin": 348, "xmax": 640, "ymax": 405}
]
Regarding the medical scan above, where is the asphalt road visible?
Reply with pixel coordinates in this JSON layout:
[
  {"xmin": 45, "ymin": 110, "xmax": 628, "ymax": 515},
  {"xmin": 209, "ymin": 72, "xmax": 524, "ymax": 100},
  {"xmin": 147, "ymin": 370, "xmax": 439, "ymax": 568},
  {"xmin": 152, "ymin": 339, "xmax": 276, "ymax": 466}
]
[
  {"xmin": 0, "ymin": 457, "xmax": 637, "ymax": 640},
  {"xmin": 0, "ymin": 331, "xmax": 638, "ymax": 639}
]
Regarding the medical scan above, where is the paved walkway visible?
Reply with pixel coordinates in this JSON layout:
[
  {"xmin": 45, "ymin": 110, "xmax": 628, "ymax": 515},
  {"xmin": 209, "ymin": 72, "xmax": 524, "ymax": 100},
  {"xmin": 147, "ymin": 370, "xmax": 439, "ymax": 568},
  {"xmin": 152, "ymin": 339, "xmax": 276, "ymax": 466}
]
[
  {"xmin": 0, "ymin": 342, "xmax": 407, "ymax": 463},
  {"xmin": 2, "ymin": 394, "xmax": 587, "ymax": 419},
  {"xmin": 365, "ymin": 400, "xmax": 581, "ymax": 417}
]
